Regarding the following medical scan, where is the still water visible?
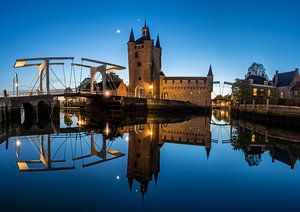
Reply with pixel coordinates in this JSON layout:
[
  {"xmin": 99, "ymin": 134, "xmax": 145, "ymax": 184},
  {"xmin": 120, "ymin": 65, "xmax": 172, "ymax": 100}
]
[{"xmin": 0, "ymin": 109, "xmax": 300, "ymax": 211}]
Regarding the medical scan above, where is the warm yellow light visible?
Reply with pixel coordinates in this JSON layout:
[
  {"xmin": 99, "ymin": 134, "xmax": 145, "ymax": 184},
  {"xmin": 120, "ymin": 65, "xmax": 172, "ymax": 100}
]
[
  {"xmin": 149, "ymin": 130, "xmax": 153, "ymax": 136},
  {"xmin": 15, "ymin": 61, "xmax": 26, "ymax": 68},
  {"xmin": 253, "ymin": 88, "xmax": 257, "ymax": 96},
  {"xmin": 251, "ymin": 134, "xmax": 256, "ymax": 143},
  {"xmin": 149, "ymin": 85, "xmax": 153, "ymax": 90},
  {"xmin": 104, "ymin": 91, "xmax": 110, "ymax": 97},
  {"xmin": 105, "ymin": 123, "xmax": 110, "ymax": 135}
]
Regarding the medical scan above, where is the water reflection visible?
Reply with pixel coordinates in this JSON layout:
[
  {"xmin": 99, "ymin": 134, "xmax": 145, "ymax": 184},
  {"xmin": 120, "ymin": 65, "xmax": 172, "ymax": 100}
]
[
  {"xmin": 230, "ymin": 119, "xmax": 300, "ymax": 169},
  {"xmin": 0, "ymin": 108, "xmax": 300, "ymax": 210}
]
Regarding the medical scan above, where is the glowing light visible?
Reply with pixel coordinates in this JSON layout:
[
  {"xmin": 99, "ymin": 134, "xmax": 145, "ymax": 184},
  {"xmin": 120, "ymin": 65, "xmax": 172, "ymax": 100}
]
[
  {"xmin": 124, "ymin": 134, "xmax": 129, "ymax": 142},
  {"xmin": 104, "ymin": 91, "xmax": 110, "ymax": 97},
  {"xmin": 16, "ymin": 140, "xmax": 21, "ymax": 147},
  {"xmin": 149, "ymin": 85, "xmax": 153, "ymax": 90},
  {"xmin": 105, "ymin": 123, "xmax": 110, "ymax": 135},
  {"xmin": 116, "ymin": 29, "xmax": 121, "ymax": 34},
  {"xmin": 251, "ymin": 134, "xmax": 256, "ymax": 143},
  {"xmin": 15, "ymin": 83, "xmax": 18, "ymax": 87},
  {"xmin": 116, "ymin": 176, "xmax": 120, "ymax": 180},
  {"xmin": 149, "ymin": 130, "xmax": 153, "ymax": 136}
]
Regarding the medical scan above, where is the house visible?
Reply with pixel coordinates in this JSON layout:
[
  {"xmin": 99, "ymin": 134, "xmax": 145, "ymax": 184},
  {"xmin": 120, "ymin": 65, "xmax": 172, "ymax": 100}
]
[
  {"xmin": 246, "ymin": 75, "xmax": 274, "ymax": 98},
  {"xmin": 273, "ymin": 68, "xmax": 300, "ymax": 99},
  {"xmin": 78, "ymin": 77, "xmax": 127, "ymax": 96}
]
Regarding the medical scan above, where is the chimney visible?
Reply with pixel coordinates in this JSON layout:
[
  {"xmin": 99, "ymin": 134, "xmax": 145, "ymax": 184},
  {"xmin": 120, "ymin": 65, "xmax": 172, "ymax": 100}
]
[{"xmin": 274, "ymin": 70, "xmax": 279, "ymax": 85}]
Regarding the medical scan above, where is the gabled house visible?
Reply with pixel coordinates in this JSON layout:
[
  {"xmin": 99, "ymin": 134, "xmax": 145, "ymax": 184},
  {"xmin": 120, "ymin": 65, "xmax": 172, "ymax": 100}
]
[
  {"xmin": 246, "ymin": 75, "xmax": 274, "ymax": 98},
  {"xmin": 273, "ymin": 68, "xmax": 300, "ymax": 99}
]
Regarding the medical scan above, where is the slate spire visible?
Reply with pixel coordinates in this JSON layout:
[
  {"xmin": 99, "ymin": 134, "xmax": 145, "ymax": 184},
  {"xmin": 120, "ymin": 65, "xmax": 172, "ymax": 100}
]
[
  {"xmin": 156, "ymin": 34, "xmax": 161, "ymax": 48},
  {"xmin": 208, "ymin": 64, "xmax": 213, "ymax": 76},
  {"xmin": 129, "ymin": 28, "xmax": 135, "ymax": 42}
]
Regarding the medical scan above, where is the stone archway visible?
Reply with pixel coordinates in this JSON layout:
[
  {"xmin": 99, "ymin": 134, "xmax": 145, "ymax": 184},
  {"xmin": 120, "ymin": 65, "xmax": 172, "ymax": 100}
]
[
  {"xmin": 37, "ymin": 101, "xmax": 49, "ymax": 129},
  {"xmin": 21, "ymin": 102, "xmax": 34, "ymax": 129},
  {"xmin": 163, "ymin": 92, "xmax": 168, "ymax": 99},
  {"xmin": 135, "ymin": 85, "xmax": 145, "ymax": 98}
]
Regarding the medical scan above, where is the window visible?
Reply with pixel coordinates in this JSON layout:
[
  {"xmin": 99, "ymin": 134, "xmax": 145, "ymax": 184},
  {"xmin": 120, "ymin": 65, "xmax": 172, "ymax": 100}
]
[
  {"xmin": 137, "ymin": 62, "xmax": 141, "ymax": 67},
  {"xmin": 180, "ymin": 80, "xmax": 182, "ymax": 83},
  {"xmin": 260, "ymin": 89, "xmax": 264, "ymax": 96},
  {"xmin": 135, "ymin": 52, "xmax": 138, "ymax": 58},
  {"xmin": 188, "ymin": 80, "xmax": 190, "ymax": 83},
  {"xmin": 267, "ymin": 89, "xmax": 271, "ymax": 97},
  {"xmin": 253, "ymin": 88, "xmax": 257, "ymax": 96},
  {"xmin": 172, "ymin": 80, "xmax": 175, "ymax": 84},
  {"xmin": 196, "ymin": 80, "xmax": 198, "ymax": 83},
  {"xmin": 138, "ymin": 76, "xmax": 141, "ymax": 80}
]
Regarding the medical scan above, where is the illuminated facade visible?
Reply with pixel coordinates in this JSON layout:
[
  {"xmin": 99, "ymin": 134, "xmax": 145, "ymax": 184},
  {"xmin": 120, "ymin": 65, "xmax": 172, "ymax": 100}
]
[{"xmin": 127, "ymin": 23, "xmax": 213, "ymax": 107}]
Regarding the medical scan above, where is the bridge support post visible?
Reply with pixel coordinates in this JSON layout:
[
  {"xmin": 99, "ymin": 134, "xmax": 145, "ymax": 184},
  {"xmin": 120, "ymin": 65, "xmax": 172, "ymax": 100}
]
[
  {"xmin": 101, "ymin": 66, "xmax": 106, "ymax": 95},
  {"xmin": 45, "ymin": 60, "xmax": 50, "ymax": 95},
  {"xmin": 39, "ymin": 67, "xmax": 44, "ymax": 95}
]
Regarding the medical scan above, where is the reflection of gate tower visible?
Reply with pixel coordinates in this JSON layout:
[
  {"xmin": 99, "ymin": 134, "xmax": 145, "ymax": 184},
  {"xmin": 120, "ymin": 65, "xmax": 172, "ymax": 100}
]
[
  {"xmin": 127, "ymin": 123, "xmax": 160, "ymax": 196},
  {"xmin": 127, "ymin": 21, "xmax": 161, "ymax": 98}
]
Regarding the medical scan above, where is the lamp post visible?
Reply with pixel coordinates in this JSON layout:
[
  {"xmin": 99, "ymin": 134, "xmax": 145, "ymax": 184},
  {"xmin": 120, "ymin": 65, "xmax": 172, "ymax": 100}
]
[{"xmin": 13, "ymin": 73, "xmax": 19, "ymax": 97}]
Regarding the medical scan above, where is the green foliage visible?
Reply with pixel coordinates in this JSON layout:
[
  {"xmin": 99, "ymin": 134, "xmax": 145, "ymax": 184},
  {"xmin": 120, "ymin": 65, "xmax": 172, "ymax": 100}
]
[
  {"xmin": 232, "ymin": 78, "xmax": 252, "ymax": 102},
  {"xmin": 246, "ymin": 62, "xmax": 268, "ymax": 79}
]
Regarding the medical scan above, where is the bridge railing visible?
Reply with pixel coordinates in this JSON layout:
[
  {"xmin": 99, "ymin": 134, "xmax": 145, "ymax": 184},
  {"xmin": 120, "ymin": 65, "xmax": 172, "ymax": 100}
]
[{"xmin": 1, "ymin": 88, "xmax": 161, "ymax": 100}]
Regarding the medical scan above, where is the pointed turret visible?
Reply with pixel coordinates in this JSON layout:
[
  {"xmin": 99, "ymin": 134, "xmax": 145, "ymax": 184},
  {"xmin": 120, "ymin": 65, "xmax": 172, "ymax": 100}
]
[
  {"xmin": 129, "ymin": 28, "xmax": 135, "ymax": 43},
  {"xmin": 128, "ymin": 177, "xmax": 133, "ymax": 192},
  {"xmin": 155, "ymin": 34, "xmax": 161, "ymax": 48},
  {"xmin": 205, "ymin": 147, "xmax": 211, "ymax": 160},
  {"xmin": 154, "ymin": 172, "xmax": 159, "ymax": 185},
  {"xmin": 208, "ymin": 64, "xmax": 213, "ymax": 76},
  {"xmin": 141, "ymin": 20, "xmax": 150, "ymax": 39}
]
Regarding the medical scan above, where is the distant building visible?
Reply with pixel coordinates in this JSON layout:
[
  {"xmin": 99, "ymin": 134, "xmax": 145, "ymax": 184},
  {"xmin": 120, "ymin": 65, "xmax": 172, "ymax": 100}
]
[
  {"xmin": 246, "ymin": 75, "xmax": 274, "ymax": 98},
  {"xmin": 127, "ymin": 22, "xmax": 213, "ymax": 107},
  {"xmin": 273, "ymin": 68, "xmax": 300, "ymax": 99},
  {"xmin": 78, "ymin": 77, "xmax": 127, "ymax": 96}
]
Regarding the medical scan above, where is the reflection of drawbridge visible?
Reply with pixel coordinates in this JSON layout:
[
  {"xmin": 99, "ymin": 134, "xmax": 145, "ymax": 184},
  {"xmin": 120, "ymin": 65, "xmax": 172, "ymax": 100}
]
[
  {"xmin": 72, "ymin": 131, "xmax": 124, "ymax": 168},
  {"xmin": 17, "ymin": 135, "xmax": 75, "ymax": 171},
  {"xmin": 210, "ymin": 120, "xmax": 233, "ymax": 144},
  {"xmin": 15, "ymin": 128, "xmax": 125, "ymax": 172}
]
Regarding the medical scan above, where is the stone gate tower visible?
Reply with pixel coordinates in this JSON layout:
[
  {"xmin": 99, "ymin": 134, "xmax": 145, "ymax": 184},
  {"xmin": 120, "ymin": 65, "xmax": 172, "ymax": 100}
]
[{"xmin": 127, "ymin": 22, "xmax": 161, "ymax": 98}]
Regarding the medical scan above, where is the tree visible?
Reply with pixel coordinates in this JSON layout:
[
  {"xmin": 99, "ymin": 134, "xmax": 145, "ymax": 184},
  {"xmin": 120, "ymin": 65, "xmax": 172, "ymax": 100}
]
[
  {"xmin": 246, "ymin": 62, "xmax": 268, "ymax": 79},
  {"xmin": 232, "ymin": 78, "xmax": 252, "ymax": 103}
]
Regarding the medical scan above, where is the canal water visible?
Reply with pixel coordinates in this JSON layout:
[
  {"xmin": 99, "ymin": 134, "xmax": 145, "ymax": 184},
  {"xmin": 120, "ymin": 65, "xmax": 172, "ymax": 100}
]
[{"xmin": 0, "ymin": 109, "xmax": 300, "ymax": 211}]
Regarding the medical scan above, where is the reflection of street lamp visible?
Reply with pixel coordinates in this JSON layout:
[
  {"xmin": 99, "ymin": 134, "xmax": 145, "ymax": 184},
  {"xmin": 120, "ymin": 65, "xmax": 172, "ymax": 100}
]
[{"xmin": 15, "ymin": 139, "xmax": 21, "ymax": 158}]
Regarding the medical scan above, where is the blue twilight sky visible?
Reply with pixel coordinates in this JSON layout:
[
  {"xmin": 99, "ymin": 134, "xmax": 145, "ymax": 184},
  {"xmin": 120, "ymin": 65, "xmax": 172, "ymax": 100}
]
[{"xmin": 0, "ymin": 0, "xmax": 300, "ymax": 94}]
